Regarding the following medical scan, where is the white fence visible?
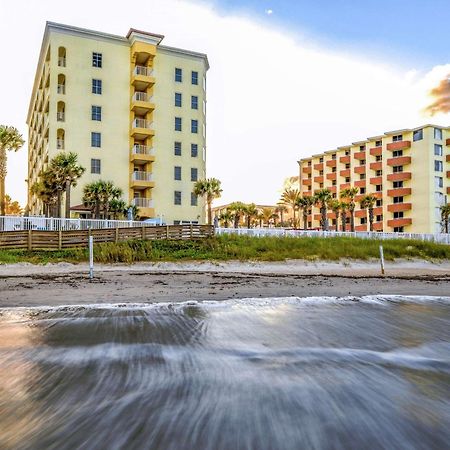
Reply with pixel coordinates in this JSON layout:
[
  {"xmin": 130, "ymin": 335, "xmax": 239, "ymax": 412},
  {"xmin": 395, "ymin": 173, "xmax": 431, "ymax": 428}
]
[
  {"xmin": 216, "ymin": 227, "xmax": 450, "ymax": 245},
  {"xmin": 0, "ymin": 216, "xmax": 154, "ymax": 232}
]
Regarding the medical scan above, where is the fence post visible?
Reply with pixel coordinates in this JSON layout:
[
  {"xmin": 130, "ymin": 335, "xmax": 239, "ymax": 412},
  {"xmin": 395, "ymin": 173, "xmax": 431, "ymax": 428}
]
[
  {"xmin": 141, "ymin": 226, "xmax": 145, "ymax": 240},
  {"xmin": 190, "ymin": 223, "xmax": 193, "ymax": 239},
  {"xmin": 379, "ymin": 245, "xmax": 385, "ymax": 275},
  {"xmin": 58, "ymin": 229, "xmax": 62, "ymax": 250},
  {"xmin": 89, "ymin": 235, "xmax": 94, "ymax": 279},
  {"xmin": 115, "ymin": 227, "xmax": 119, "ymax": 243},
  {"xmin": 27, "ymin": 230, "xmax": 32, "ymax": 251},
  {"xmin": 166, "ymin": 225, "xmax": 169, "ymax": 240}
]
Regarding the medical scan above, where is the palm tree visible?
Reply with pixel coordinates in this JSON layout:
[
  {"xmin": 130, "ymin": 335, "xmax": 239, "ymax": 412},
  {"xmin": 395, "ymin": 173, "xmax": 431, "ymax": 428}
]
[
  {"xmin": 99, "ymin": 181, "xmax": 123, "ymax": 219},
  {"xmin": 0, "ymin": 126, "xmax": 24, "ymax": 215},
  {"xmin": 83, "ymin": 181, "xmax": 102, "ymax": 219},
  {"xmin": 218, "ymin": 209, "xmax": 233, "ymax": 228},
  {"xmin": 244, "ymin": 203, "xmax": 259, "ymax": 228},
  {"xmin": 4, "ymin": 195, "xmax": 22, "ymax": 215},
  {"xmin": 261, "ymin": 207, "xmax": 275, "ymax": 227},
  {"xmin": 228, "ymin": 201, "xmax": 247, "ymax": 228},
  {"xmin": 297, "ymin": 195, "xmax": 315, "ymax": 230},
  {"xmin": 440, "ymin": 203, "xmax": 450, "ymax": 233},
  {"xmin": 274, "ymin": 204, "xmax": 288, "ymax": 227},
  {"xmin": 340, "ymin": 201, "xmax": 349, "ymax": 232},
  {"xmin": 31, "ymin": 168, "xmax": 61, "ymax": 217},
  {"xmin": 360, "ymin": 194, "xmax": 378, "ymax": 232},
  {"xmin": 193, "ymin": 178, "xmax": 222, "ymax": 225},
  {"xmin": 109, "ymin": 199, "xmax": 127, "ymax": 220},
  {"xmin": 314, "ymin": 189, "xmax": 332, "ymax": 231},
  {"xmin": 340, "ymin": 187, "xmax": 359, "ymax": 232},
  {"xmin": 50, "ymin": 152, "xmax": 86, "ymax": 218},
  {"xmin": 281, "ymin": 188, "xmax": 301, "ymax": 228},
  {"xmin": 328, "ymin": 199, "xmax": 341, "ymax": 232}
]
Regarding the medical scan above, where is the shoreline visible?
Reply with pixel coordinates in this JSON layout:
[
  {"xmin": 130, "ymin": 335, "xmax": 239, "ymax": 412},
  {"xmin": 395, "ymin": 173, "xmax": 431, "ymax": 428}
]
[{"xmin": 1, "ymin": 259, "xmax": 450, "ymax": 308}]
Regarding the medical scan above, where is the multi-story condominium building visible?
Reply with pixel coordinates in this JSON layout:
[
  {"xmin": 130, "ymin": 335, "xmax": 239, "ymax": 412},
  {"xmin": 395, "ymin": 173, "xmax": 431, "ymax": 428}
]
[
  {"xmin": 298, "ymin": 125, "xmax": 450, "ymax": 233},
  {"xmin": 26, "ymin": 22, "xmax": 208, "ymax": 224}
]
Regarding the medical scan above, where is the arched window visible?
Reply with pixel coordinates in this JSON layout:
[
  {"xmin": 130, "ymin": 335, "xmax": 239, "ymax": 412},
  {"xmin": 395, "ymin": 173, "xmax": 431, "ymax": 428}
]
[
  {"xmin": 57, "ymin": 74, "xmax": 65, "ymax": 94},
  {"xmin": 57, "ymin": 101, "xmax": 65, "ymax": 122},
  {"xmin": 58, "ymin": 47, "xmax": 66, "ymax": 67},
  {"xmin": 57, "ymin": 129, "xmax": 65, "ymax": 150}
]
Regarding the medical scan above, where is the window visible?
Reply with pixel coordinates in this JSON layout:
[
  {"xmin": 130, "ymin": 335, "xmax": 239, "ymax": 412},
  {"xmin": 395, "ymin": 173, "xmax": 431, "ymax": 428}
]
[
  {"xmin": 345, "ymin": 150, "xmax": 350, "ymax": 156},
  {"xmin": 434, "ymin": 144, "xmax": 443, "ymax": 156},
  {"xmin": 360, "ymin": 174, "xmax": 366, "ymax": 180},
  {"xmin": 191, "ymin": 192, "xmax": 198, "ymax": 206},
  {"xmin": 392, "ymin": 134, "xmax": 403, "ymax": 142},
  {"xmin": 376, "ymin": 155, "xmax": 382, "ymax": 162},
  {"xmin": 394, "ymin": 227, "xmax": 404, "ymax": 232},
  {"xmin": 175, "ymin": 117, "xmax": 182, "ymax": 131},
  {"xmin": 376, "ymin": 199, "xmax": 383, "ymax": 207},
  {"xmin": 174, "ymin": 141, "xmax": 182, "ymax": 156},
  {"xmin": 360, "ymin": 159, "xmax": 366, "ymax": 165},
  {"xmin": 192, "ymin": 71, "xmax": 198, "ymax": 85},
  {"xmin": 319, "ymin": 183, "xmax": 324, "ymax": 188},
  {"xmin": 174, "ymin": 166, "xmax": 182, "ymax": 180},
  {"xmin": 394, "ymin": 211, "xmax": 404, "ymax": 219},
  {"xmin": 191, "ymin": 167, "xmax": 198, "ymax": 181},
  {"xmin": 435, "ymin": 160, "xmax": 443, "ymax": 172},
  {"xmin": 191, "ymin": 95, "xmax": 198, "ymax": 110},
  {"xmin": 393, "ymin": 165, "xmax": 403, "ymax": 173},
  {"xmin": 376, "ymin": 170, "xmax": 382, "ymax": 176},
  {"xmin": 331, "ymin": 153, "xmax": 336, "ymax": 160},
  {"xmin": 376, "ymin": 215, "xmax": 383, "ymax": 222},
  {"xmin": 392, "ymin": 150, "xmax": 403, "ymax": 157},
  {"xmin": 91, "ymin": 158, "xmax": 101, "ymax": 174},
  {"xmin": 175, "ymin": 68, "xmax": 182, "ymax": 82},
  {"xmin": 393, "ymin": 196, "xmax": 404, "ymax": 204},
  {"xmin": 434, "ymin": 127, "xmax": 443, "ymax": 140},
  {"xmin": 332, "ymin": 180, "xmax": 337, "ymax": 186},
  {"xmin": 91, "ymin": 105, "xmax": 102, "ymax": 121},
  {"xmin": 375, "ymin": 140, "xmax": 382, "ymax": 147},
  {"xmin": 393, "ymin": 181, "xmax": 403, "ymax": 188},
  {"xmin": 345, "ymin": 163, "xmax": 350, "ymax": 169},
  {"xmin": 319, "ymin": 170, "xmax": 324, "ymax": 176},
  {"xmin": 435, "ymin": 176, "xmax": 443, "ymax": 188},
  {"xmin": 319, "ymin": 157, "xmax": 324, "ymax": 163},
  {"xmin": 376, "ymin": 184, "xmax": 382, "ymax": 192},
  {"xmin": 359, "ymin": 145, "xmax": 365, "ymax": 151},
  {"xmin": 360, "ymin": 187, "xmax": 366, "ymax": 194},
  {"xmin": 91, "ymin": 132, "xmax": 101, "ymax": 148},
  {"xmin": 191, "ymin": 119, "xmax": 198, "ymax": 133},
  {"xmin": 413, "ymin": 129, "xmax": 423, "ymax": 141},
  {"xmin": 360, "ymin": 217, "xmax": 367, "ymax": 225},
  {"xmin": 345, "ymin": 177, "xmax": 350, "ymax": 183},
  {"xmin": 332, "ymin": 167, "xmax": 337, "ymax": 173},
  {"xmin": 175, "ymin": 92, "xmax": 182, "ymax": 107},
  {"xmin": 92, "ymin": 52, "xmax": 102, "ymax": 68},
  {"xmin": 92, "ymin": 79, "xmax": 102, "ymax": 94},
  {"xmin": 174, "ymin": 191, "xmax": 181, "ymax": 205}
]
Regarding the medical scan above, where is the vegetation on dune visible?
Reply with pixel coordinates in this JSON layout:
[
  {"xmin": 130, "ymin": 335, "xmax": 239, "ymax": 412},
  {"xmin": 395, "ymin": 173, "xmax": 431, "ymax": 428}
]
[{"xmin": 1, "ymin": 235, "xmax": 449, "ymax": 265}]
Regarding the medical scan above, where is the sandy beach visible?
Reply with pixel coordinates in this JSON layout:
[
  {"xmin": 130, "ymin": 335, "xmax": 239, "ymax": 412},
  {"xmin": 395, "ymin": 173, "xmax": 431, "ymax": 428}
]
[{"xmin": 0, "ymin": 259, "xmax": 449, "ymax": 308}]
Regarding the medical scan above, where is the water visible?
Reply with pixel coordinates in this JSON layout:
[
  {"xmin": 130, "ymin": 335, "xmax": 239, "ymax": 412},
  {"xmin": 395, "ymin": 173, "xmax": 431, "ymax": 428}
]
[{"xmin": 1, "ymin": 296, "xmax": 449, "ymax": 450}]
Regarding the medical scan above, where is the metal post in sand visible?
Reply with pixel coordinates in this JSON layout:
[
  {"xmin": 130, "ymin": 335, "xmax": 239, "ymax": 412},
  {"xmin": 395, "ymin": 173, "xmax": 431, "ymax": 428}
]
[
  {"xmin": 379, "ymin": 244, "xmax": 385, "ymax": 275},
  {"xmin": 89, "ymin": 235, "xmax": 94, "ymax": 280}
]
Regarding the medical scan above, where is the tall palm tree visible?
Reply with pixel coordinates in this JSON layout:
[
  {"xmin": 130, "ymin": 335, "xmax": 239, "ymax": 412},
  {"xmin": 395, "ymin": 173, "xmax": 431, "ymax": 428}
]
[
  {"xmin": 340, "ymin": 201, "xmax": 349, "ymax": 232},
  {"xmin": 109, "ymin": 199, "xmax": 127, "ymax": 220},
  {"xmin": 274, "ymin": 204, "xmax": 288, "ymax": 226},
  {"xmin": 83, "ymin": 181, "xmax": 103, "ymax": 219},
  {"xmin": 193, "ymin": 178, "xmax": 222, "ymax": 225},
  {"xmin": 228, "ymin": 201, "xmax": 247, "ymax": 228},
  {"xmin": 328, "ymin": 199, "xmax": 341, "ymax": 232},
  {"xmin": 360, "ymin": 194, "xmax": 378, "ymax": 232},
  {"xmin": 218, "ymin": 209, "xmax": 233, "ymax": 228},
  {"xmin": 281, "ymin": 188, "xmax": 301, "ymax": 228},
  {"xmin": 297, "ymin": 195, "xmax": 315, "ymax": 230},
  {"xmin": 340, "ymin": 187, "xmax": 359, "ymax": 232},
  {"xmin": 0, "ymin": 126, "xmax": 24, "ymax": 215},
  {"xmin": 440, "ymin": 203, "xmax": 450, "ymax": 233},
  {"xmin": 314, "ymin": 189, "xmax": 332, "ymax": 231},
  {"xmin": 99, "ymin": 181, "xmax": 123, "ymax": 219},
  {"xmin": 244, "ymin": 203, "xmax": 259, "ymax": 228},
  {"xmin": 50, "ymin": 152, "xmax": 86, "ymax": 218},
  {"xmin": 31, "ymin": 168, "xmax": 61, "ymax": 217},
  {"xmin": 4, "ymin": 195, "xmax": 22, "ymax": 215}
]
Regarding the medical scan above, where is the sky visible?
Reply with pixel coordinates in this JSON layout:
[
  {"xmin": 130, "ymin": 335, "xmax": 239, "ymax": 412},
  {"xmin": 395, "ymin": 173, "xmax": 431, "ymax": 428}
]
[{"xmin": 1, "ymin": 0, "xmax": 449, "ymax": 209}]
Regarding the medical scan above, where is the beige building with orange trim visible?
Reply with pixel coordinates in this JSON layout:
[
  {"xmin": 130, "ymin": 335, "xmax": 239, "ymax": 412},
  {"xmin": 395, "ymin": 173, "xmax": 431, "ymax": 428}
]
[
  {"xmin": 27, "ymin": 22, "xmax": 208, "ymax": 224},
  {"xmin": 298, "ymin": 125, "xmax": 450, "ymax": 233}
]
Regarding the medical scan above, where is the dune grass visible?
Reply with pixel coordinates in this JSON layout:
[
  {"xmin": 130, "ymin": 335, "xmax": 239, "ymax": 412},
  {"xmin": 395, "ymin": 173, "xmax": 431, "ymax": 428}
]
[{"xmin": 0, "ymin": 234, "xmax": 449, "ymax": 265}]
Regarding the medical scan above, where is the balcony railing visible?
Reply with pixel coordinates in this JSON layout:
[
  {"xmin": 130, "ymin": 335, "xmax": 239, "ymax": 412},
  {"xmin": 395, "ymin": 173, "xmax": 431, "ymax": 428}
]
[
  {"xmin": 132, "ymin": 198, "xmax": 154, "ymax": 208},
  {"xmin": 132, "ymin": 92, "xmax": 153, "ymax": 102},
  {"xmin": 56, "ymin": 139, "xmax": 65, "ymax": 150},
  {"xmin": 57, "ymin": 84, "xmax": 65, "ymax": 94},
  {"xmin": 134, "ymin": 66, "xmax": 153, "ymax": 77},
  {"xmin": 57, "ymin": 112, "xmax": 65, "ymax": 122},
  {"xmin": 132, "ymin": 171, "xmax": 153, "ymax": 182},
  {"xmin": 132, "ymin": 118, "xmax": 153, "ymax": 129},
  {"xmin": 132, "ymin": 144, "xmax": 155, "ymax": 155},
  {"xmin": 58, "ymin": 57, "xmax": 66, "ymax": 67}
]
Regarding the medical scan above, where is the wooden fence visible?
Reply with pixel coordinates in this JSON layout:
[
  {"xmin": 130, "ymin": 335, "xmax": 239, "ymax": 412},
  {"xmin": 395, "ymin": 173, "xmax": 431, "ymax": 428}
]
[{"xmin": 0, "ymin": 225, "xmax": 215, "ymax": 251}]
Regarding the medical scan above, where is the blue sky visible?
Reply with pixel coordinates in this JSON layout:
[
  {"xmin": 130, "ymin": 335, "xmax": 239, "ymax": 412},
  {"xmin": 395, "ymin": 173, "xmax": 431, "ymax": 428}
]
[{"xmin": 210, "ymin": 0, "xmax": 450, "ymax": 68}]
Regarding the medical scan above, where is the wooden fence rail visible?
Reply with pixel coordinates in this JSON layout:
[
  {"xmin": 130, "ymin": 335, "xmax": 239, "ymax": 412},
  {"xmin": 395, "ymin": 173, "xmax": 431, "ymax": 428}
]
[{"xmin": 0, "ymin": 225, "xmax": 215, "ymax": 251}]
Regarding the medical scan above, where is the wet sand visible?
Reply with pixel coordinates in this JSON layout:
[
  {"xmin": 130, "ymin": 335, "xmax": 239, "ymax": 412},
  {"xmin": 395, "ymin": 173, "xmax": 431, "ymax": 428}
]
[{"xmin": 1, "ymin": 259, "xmax": 449, "ymax": 308}]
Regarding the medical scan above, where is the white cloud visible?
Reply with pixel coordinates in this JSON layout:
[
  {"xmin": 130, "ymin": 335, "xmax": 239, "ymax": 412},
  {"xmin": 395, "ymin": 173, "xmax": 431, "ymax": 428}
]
[
  {"xmin": 1, "ymin": 0, "xmax": 448, "ymax": 209},
  {"xmin": 265, "ymin": 9, "xmax": 273, "ymax": 15}
]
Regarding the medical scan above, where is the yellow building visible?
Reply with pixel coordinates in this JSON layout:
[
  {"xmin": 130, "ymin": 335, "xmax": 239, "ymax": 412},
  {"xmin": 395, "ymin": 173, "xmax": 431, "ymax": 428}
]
[
  {"xmin": 298, "ymin": 125, "xmax": 450, "ymax": 233},
  {"xmin": 27, "ymin": 22, "xmax": 208, "ymax": 224}
]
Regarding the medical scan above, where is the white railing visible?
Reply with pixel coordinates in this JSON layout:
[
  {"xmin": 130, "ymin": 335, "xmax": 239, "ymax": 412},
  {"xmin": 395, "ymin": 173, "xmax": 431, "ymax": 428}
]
[
  {"xmin": 215, "ymin": 227, "xmax": 450, "ymax": 245},
  {"xmin": 132, "ymin": 198, "xmax": 154, "ymax": 208},
  {"xmin": 134, "ymin": 65, "xmax": 153, "ymax": 77},
  {"xmin": 133, "ymin": 92, "xmax": 153, "ymax": 103},
  {"xmin": 57, "ymin": 84, "xmax": 65, "ymax": 94},
  {"xmin": 57, "ymin": 112, "xmax": 65, "ymax": 121},
  {"xmin": 0, "ymin": 216, "xmax": 158, "ymax": 232},
  {"xmin": 132, "ymin": 144, "xmax": 155, "ymax": 155},
  {"xmin": 56, "ymin": 139, "xmax": 65, "ymax": 150},
  {"xmin": 58, "ymin": 57, "xmax": 66, "ymax": 67},
  {"xmin": 132, "ymin": 171, "xmax": 153, "ymax": 182},
  {"xmin": 132, "ymin": 118, "xmax": 153, "ymax": 129}
]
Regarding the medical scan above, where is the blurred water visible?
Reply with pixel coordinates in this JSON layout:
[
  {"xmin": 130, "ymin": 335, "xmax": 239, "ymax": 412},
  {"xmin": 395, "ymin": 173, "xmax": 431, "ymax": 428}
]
[{"xmin": 0, "ymin": 296, "xmax": 449, "ymax": 450}]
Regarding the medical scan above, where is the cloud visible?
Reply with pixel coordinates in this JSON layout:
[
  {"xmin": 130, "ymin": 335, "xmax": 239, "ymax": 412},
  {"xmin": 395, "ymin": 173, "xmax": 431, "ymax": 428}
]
[
  {"xmin": 265, "ymin": 9, "xmax": 273, "ymax": 15},
  {"xmin": 424, "ymin": 74, "xmax": 450, "ymax": 116}
]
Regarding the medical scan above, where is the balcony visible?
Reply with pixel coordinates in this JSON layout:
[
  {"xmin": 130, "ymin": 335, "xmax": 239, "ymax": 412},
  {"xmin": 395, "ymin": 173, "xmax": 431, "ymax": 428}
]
[
  {"xmin": 354, "ymin": 166, "xmax": 365, "ymax": 174},
  {"xmin": 370, "ymin": 161, "xmax": 382, "ymax": 171},
  {"xmin": 387, "ymin": 156, "xmax": 411, "ymax": 166},
  {"xmin": 387, "ymin": 218, "xmax": 412, "ymax": 228},
  {"xmin": 355, "ymin": 225, "xmax": 368, "ymax": 232},
  {"xmin": 370, "ymin": 146, "xmax": 382, "ymax": 156},
  {"xmin": 329, "ymin": 185, "xmax": 337, "ymax": 193},
  {"xmin": 355, "ymin": 209, "xmax": 367, "ymax": 218},
  {"xmin": 387, "ymin": 188, "xmax": 411, "ymax": 197},
  {"xmin": 56, "ymin": 139, "xmax": 65, "ymax": 150},
  {"xmin": 373, "ymin": 207, "xmax": 383, "ymax": 215},
  {"xmin": 387, "ymin": 172, "xmax": 411, "ymax": 182},
  {"xmin": 354, "ymin": 151, "xmax": 366, "ymax": 160},
  {"xmin": 313, "ymin": 163, "xmax": 324, "ymax": 170},
  {"xmin": 339, "ymin": 155, "xmax": 350, "ymax": 164},
  {"xmin": 370, "ymin": 176, "xmax": 382, "ymax": 185},
  {"xmin": 302, "ymin": 166, "xmax": 312, "ymax": 174},
  {"xmin": 57, "ymin": 112, "xmax": 65, "ymax": 122},
  {"xmin": 130, "ymin": 118, "xmax": 155, "ymax": 139},
  {"xmin": 446, "ymin": 138, "xmax": 450, "ymax": 146},
  {"xmin": 131, "ymin": 65, "xmax": 155, "ymax": 90},
  {"xmin": 302, "ymin": 178, "xmax": 312, "ymax": 186},
  {"xmin": 58, "ymin": 57, "xmax": 66, "ymax": 67},
  {"xmin": 447, "ymin": 171, "xmax": 450, "ymax": 178},
  {"xmin": 326, "ymin": 172, "xmax": 337, "ymax": 180},
  {"xmin": 387, "ymin": 140, "xmax": 411, "ymax": 151},
  {"xmin": 314, "ymin": 176, "xmax": 324, "ymax": 183},
  {"xmin": 131, "ymin": 92, "xmax": 155, "ymax": 115},
  {"xmin": 132, "ymin": 197, "xmax": 155, "ymax": 218},
  {"xmin": 373, "ymin": 222, "xmax": 383, "ymax": 231},
  {"xmin": 340, "ymin": 169, "xmax": 350, "ymax": 177},
  {"xmin": 131, "ymin": 171, "xmax": 155, "ymax": 189},
  {"xmin": 447, "ymin": 155, "xmax": 450, "ymax": 162},
  {"xmin": 57, "ymin": 84, "xmax": 65, "ymax": 94},
  {"xmin": 326, "ymin": 159, "xmax": 337, "ymax": 168},
  {"xmin": 339, "ymin": 183, "xmax": 350, "ymax": 190},
  {"xmin": 387, "ymin": 203, "xmax": 412, "ymax": 212},
  {"xmin": 354, "ymin": 180, "xmax": 366, "ymax": 188},
  {"xmin": 448, "ymin": 187, "xmax": 450, "ymax": 195},
  {"xmin": 130, "ymin": 144, "xmax": 156, "ymax": 163}
]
